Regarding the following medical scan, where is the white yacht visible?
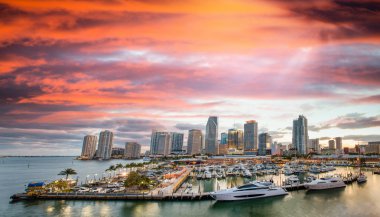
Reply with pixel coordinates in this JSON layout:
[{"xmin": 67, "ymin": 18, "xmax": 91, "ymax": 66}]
[
  {"xmin": 309, "ymin": 165, "xmax": 321, "ymax": 173},
  {"xmin": 196, "ymin": 173, "xmax": 203, "ymax": 180},
  {"xmin": 143, "ymin": 157, "xmax": 151, "ymax": 162},
  {"xmin": 357, "ymin": 173, "xmax": 367, "ymax": 183},
  {"xmin": 204, "ymin": 170, "xmax": 212, "ymax": 179},
  {"xmin": 305, "ymin": 176, "xmax": 346, "ymax": 190},
  {"xmin": 226, "ymin": 167, "xmax": 234, "ymax": 176},
  {"xmin": 243, "ymin": 169, "xmax": 252, "ymax": 178},
  {"xmin": 285, "ymin": 175, "xmax": 300, "ymax": 186},
  {"xmin": 284, "ymin": 169, "xmax": 294, "ymax": 176},
  {"xmin": 211, "ymin": 170, "xmax": 218, "ymax": 178},
  {"xmin": 210, "ymin": 181, "xmax": 288, "ymax": 201}
]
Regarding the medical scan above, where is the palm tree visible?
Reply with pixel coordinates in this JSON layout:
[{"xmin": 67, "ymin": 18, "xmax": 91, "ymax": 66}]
[
  {"xmin": 106, "ymin": 165, "xmax": 116, "ymax": 172},
  {"xmin": 106, "ymin": 165, "xmax": 116, "ymax": 177},
  {"xmin": 58, "ymin": 168, "xmax": 77, "ymax": 180},
  {"xmin": 115, "ymin": 163, "xmax": 123, "ymax": 169}
]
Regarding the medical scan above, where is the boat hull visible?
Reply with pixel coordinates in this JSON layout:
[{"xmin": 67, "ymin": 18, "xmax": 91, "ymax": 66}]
[
  {"xmin": 210, "ymin": 188, "xmax": 288, "ymax": 201},
  {"xmin": 305, "ymin": 182, "xmax": 346, "ymax": 190}
]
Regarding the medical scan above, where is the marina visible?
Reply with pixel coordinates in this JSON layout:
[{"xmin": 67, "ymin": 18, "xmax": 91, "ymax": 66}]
[
  {"xmin": 9, "ymin": 158, "xmax": 366, "ymax": 203},
  {"xmin": 2, "ymin": 156, "xmax": 380, "ymax": 217}
]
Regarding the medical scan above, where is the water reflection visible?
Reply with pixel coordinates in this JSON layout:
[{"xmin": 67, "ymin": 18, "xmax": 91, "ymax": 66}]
[
  {"xmin": 3, "ymin": 158, "xmax": 380, "ymax": 217},
  {"xmin": 210, "ymin": 195, "xmax": 287, "ymax": 209},
  {"xmin": 304, "ymin": 187, "xmax": 345, "ymax": 200},
  {"xmin": 80, "ymin": 205, "xmax": 93, "ymax": 217},
  {"xmin": 122, "ymin": 201, "xmax": 160, "ymax": 217},
  {"xmin": 209, "ymin": 196, "xmax": 287, "ymax": 217}
]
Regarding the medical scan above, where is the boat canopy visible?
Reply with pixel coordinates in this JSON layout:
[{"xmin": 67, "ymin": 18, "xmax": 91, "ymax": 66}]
[{"xmin": 27, "ymin": 182, "xmax": 45, "ymax": 187}]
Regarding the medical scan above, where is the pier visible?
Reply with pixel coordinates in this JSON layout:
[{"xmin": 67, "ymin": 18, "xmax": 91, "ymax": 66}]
[
  {"xmin": 10, "ymin": 175, "xmax": 359, "ymax": 202},
  {"xmin": 9, "ymin": 161, "xmax": 363, "ymax": 203},
  {"xmin": 10, "ymin": 192, "xmax": 213, "ymax": 202}
]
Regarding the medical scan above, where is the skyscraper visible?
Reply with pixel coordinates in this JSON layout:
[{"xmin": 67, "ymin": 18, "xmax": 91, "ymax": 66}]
[
  {"xmin": 259, "ymin": 133, "xmax": 272, "ymax": 156},
  {"xmin": 170, "ymin": 132, "xmax": 184, "ymax": 153},
  {"xmin": 81, "ymin": 135, "xmax": 97, "ymax": 159},
  {"xmin": 96, "ymin": 130, "xmax": 114, "ymax": 160},
  {"xmin": 150, "ymin": 131, "xmax": 171, "ymax": 156},
  {"xmin": 292, "ymin": 115, "xmax": 309, "ymax": 155},
  {"xmin": 329, "ymin": 139, "xmax": 335, "ymax": 150},
  {"xmin": 187, "ymin": 129, "xmax": 203, "ymax": 155},
  {"xmin": 124, "ymin": 142, "xmax": 141, "ymax": 159},
  {"xmin": 244, "ymin": 120, "xmax": 258, "ymax": 152},
  {"xmin": 228, "ymin": 128, "xmax": 244, "ymax": 150},
  {"xmin": 308, "ymin": 138, "xmax": 320, "ymax": 153},
  {"xmin": 205, "ymin": 116, "xmax": 218, "ymax": 155},
  {"xmin": 335, "ymin": 137, "xmax": 342, "ymax": 151},
  {"xmin": 221, "ymin": 133, "xmax": 227, "ymax": 145}
]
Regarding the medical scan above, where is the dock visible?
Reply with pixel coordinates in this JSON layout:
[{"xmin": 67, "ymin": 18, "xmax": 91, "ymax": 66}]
[
  {"xmin": 10, "ymin": 192, "xmax": 212, "ymax": 202},
  {"xmin": 10, "ymin": 172, "xmax": 360, "ymax": 202}
]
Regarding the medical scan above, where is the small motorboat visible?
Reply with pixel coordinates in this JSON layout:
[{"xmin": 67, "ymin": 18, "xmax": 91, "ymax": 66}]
[
  {"xmin": 285, "ymin": 175, "xmax": 300, "ymax": 186},
  {"xmin": 357, "ymin": 173, "xmax": 367, "ymax": 183}
]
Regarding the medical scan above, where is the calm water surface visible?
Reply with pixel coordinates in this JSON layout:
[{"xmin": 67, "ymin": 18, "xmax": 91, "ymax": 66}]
[{"xmin": 1, "ymin": 157, "xmax": 379, "ymax": 217}]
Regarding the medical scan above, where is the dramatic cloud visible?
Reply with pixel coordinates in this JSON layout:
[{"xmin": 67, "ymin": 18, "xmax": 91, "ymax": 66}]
[
  {"xmin": 268, "ymin": 131, "xmax": 287, "ymax": 139},
  {"xmin": 0, "ymin": 0, "xmax": 379, "ymax": 155},
  {"xmin": 343, "ymin": 135, "xmax": 380, "ymax": 142},
  {"xmin": 309, "ymin": 113, "xmax": 380, "ymax": 131},
  {"xmin": 174, "ymin": 123, "xmax": 204, "ymax": 131},
  {"xmin": 353, "ymin": 95, "xmax": 380, "ymax": 104},
  {"xmin": 319, "ymin": 137, "xmax": 332, "ymax": 141},
  {"xmin": 275, "ymin": 0, "xmax": 380, "ymax": 41}
]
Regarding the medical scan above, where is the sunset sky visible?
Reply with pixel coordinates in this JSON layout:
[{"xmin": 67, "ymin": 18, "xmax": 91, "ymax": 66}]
[{"xmin": 1, "ymin": 0, "xmax": 379, "ymax": 155}]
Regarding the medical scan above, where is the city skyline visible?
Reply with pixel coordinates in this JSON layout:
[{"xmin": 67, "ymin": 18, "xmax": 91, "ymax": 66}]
[
  {"xmin": 77, "ymin": 114, "xmax": 377, "ymax": 157},
  {"xmin": 0, "ymin": 0, "xmax": 380, "ymax": 155}
]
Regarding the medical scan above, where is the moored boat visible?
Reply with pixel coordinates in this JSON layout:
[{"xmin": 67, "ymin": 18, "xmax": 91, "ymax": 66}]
[
  {"xmin": 210, "ymin": 181, "xmax": 288, "ymax": 201},
  {"xmin": 305, "ymin": 176, "xmax": 346, "ymax": 190},
  {"xmin": 357, "ymin": 173, "xmax": 367, "ymax": 183},
  {"xmin": 285, "ymin": 175, "xmax": 300, "ymax": 186}
]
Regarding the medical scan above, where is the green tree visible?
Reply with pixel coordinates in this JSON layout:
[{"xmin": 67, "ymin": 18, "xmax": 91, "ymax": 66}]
[
  {"xmin": 115, "ymin": 163, "xmax": 123, "ymax": 169},
  {"xmin": 124, "ymin": 171, "xmax": 153, "ymax": 189},
  {"xmin": 106, "ymin": 165, "xmax": 116, "ymax": 172},
  {"xmin": 58, "ymin": 168, "xmax": 77, "ymax": 180},
  {"xmin": 106, "ymin": 165, "xmax": 117, "ymax": 177}
]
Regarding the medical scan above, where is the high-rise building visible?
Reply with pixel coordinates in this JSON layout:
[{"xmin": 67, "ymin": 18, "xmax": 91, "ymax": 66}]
[
  {"xmin": 292, "ymin": 115, "xmax": 309, "ymax": 155},
  {"xmin": 271, "ymin": 141, "xmax": 282, "ymax": 155},
  {"xmin": 343, "ymin": 147, "xmax": 349, "ymax": 154},
  {"xmin": 367, "ymin": 141, "xmax": 380, "ymax": 154},
  {"xmin": 170, "ymin": 132, "xmax": 184, "ymax": 153},
  {"xmin": 96, "ymin": 130, "xmax": 114, "ymax": 160},
  {"xmin": 278, "ymin": 144, "xmax": 287, "ymax": 156},
  {"xmin": 125, "ymin": 142, "xmax": 141, "ymax": 159},
  {"xmin": 205, "ymin": 116, "xmax": 218, "ymax": 155},
  {"xmin": 335, "ymin": 137, "xmax": 342, "ymax": 151},
  {"xmin": 111, "ymin": 147, "xmax": 125, "ymax": 158},
  {"xmin": 187, "ymin": 129, "xmax": 203, "ymax": 155},
  {"xmin": 81, "ymin": 135, "xmax": 97, "ymax": 159},
  {"xmin": 150, "ymin": 131, "xmax": 171, "ymax": 156},
  {"xmin": 244, "ymin": 120, "xmax": 258, "ymax": 152},
  {"xmin": 308, "ymin": 138, "xmax": 320, "ymax": 153},
  {"xmin": 329, "ymin": 139, "xmax": 335, "ymax": 150},
  {"xmin": 258, "ymin": 133, "xmax": 272, "ymax": 156},
  {"xmin": 221, "ymin": 133, "xmax": 227, "ymax": 145},
  {"xmin": 228, "ymin": 129, "xmax": 244, "ymax": 150},
  {"xmin": 218, "ymin": 143, "xmax": 228, "ymax": 155}
]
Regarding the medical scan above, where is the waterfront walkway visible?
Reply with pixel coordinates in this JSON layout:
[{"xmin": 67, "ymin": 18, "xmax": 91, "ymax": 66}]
[
  {"xmin": 10, "ymin": 173, "xmax": 359, "ymax": 202},
  {"xmin": 11, "ymin": 191, "xmax": 212, "ymax": 201}
]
